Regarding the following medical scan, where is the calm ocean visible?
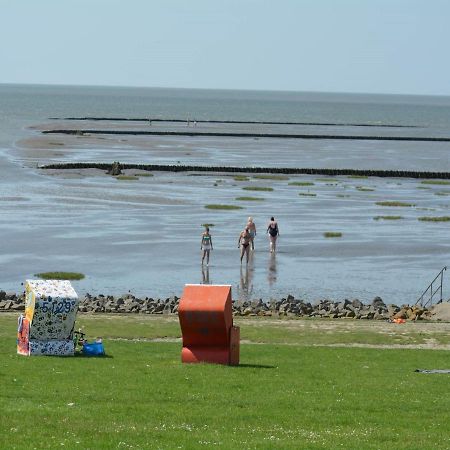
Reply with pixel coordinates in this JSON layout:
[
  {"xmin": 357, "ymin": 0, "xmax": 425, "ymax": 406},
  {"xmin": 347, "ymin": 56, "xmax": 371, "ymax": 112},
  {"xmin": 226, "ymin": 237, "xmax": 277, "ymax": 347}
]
[
  {"xmin": 2, "ymin": 84, "xmax": 450, "ymax": 146},
  {"xmin": 0, "ymin": 84, "xmax": 449, "ymax": 302}
]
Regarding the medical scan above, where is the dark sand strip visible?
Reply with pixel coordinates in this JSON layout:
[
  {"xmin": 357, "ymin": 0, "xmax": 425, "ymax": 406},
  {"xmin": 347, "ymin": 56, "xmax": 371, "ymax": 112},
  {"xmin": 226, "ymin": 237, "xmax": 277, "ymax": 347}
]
[
  {"xmin": 41, "ymin": 162, "xmax": 450, "ymax": 179},
  {"xmin": 49, "ymin": 117, "xmax": 418, "ymax": 128},
  {"xmin": 42, "ymin": 129, "xmax": 450, "ymax": 142}
]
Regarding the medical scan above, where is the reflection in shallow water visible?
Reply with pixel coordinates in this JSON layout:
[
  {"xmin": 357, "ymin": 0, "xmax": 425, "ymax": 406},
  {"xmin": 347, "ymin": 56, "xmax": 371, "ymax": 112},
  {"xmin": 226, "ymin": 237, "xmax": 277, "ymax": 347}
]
[
  {"xmin": 267, "ymin": 253, "xmax": 277, "ymax": 287},
  {"xmin": 201, "ymin": 265, "xmax": 210, "ymax": 284},
  {"xmin": 238, "ymin": 261, "xmax": 254, "ymax": 301}
]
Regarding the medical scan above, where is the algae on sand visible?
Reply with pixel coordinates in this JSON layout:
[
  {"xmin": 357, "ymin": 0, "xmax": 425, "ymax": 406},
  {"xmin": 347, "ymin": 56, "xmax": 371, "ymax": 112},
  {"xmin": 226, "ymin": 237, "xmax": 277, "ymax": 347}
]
[
  {"xmin": 205, "ymin": 204, "xmax": 243, "ymax": 210},
  {"xmin": 35, "ymin": 271, "xmax": 85, "ymax": 280}
]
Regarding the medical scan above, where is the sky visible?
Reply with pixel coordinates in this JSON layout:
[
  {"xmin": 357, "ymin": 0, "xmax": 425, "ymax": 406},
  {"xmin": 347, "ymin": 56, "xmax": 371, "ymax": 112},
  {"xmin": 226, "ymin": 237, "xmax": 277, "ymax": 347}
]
[{"xmin": 1, "ymin": 0, "xmax": 449, "ymax": 96}]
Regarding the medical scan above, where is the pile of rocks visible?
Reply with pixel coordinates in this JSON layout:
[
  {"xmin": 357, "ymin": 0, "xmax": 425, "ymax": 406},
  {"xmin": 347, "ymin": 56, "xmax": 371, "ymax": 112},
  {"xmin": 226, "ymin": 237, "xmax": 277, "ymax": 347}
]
[
  {"xmin": 77, "ymin": 294, "xmax": 180, "ymax": 314},
  {"xmin": 0, "ymin": 291, "xmax": 25, "ymax": 312},
  {"xmin": 0, "ymin": 290, "xmax": 439, "ymax": 320},
  {"xmin": 232, "ymin": 295, "xmax": 431, "ymax": 320}
]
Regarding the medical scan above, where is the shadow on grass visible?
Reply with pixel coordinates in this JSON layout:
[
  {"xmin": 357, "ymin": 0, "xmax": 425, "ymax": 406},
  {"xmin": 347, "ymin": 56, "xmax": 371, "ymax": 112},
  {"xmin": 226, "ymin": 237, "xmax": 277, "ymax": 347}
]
[
  {"xmin": 234, "ymin": 363, "xmax": 277, "ymax": 369},
  {"xmin": 73, "ymin": 353, "xmax": 114, "ymax": 359}
]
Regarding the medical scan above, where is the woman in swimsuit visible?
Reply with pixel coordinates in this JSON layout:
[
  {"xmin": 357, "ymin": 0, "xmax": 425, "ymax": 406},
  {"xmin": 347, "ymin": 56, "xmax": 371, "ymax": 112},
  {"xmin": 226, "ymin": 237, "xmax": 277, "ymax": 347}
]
[
  {"xmin": 238, "ymin": 227, "xmax": 252, "ymax": 265},
  {"xmin": 201, "ymin": 227, "xmax": 213, "ymax": 265},
  {"xmin": 246, "ymin": 217, "xmax": 257, "ymax": 250},
  {"xmin": 267, "ymin": 216, "xmax": 279, "ymax": 253}
]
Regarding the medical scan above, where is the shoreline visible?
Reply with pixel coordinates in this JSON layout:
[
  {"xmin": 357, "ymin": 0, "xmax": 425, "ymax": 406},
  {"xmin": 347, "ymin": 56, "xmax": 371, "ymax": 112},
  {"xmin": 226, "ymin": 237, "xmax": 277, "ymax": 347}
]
[
  {"xmin": 2, "ymin": 290, "xmax": 448, "ymax": 321},
  {"xmin": 49, "ymin": 116, "xmax": 419, "ymax": 128},
  {"xmin": 42, "ymin": 128, "xmax": 450, "ymax": 143}
]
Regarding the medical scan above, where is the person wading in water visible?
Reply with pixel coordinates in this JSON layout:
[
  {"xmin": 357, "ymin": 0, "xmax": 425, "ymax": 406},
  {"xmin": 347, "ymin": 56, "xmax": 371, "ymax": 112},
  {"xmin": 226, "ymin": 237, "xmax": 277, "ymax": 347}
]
[
  {"xmin": 246, "ymin": 217, "xmax": 257, "ymax": 250},
  {"xmin": 266, "ymin": 217, "xmax": 279, "ymax": 253},
  {"xmin": 238, "ymin": 227, "xmax": 252, "ymax": 265},
  {"xmin": 201, "ymin": 226, "xmax": 213, "ymax": 265}
]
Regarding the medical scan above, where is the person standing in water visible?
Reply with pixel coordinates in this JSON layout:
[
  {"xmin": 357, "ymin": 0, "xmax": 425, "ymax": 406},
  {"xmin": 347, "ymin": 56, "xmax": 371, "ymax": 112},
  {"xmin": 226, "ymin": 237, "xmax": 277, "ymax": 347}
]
[
  {"xmin": 238, "ymin": 227, "xmax": 252, "ymax": 265},
  {"xmin": 201, "ymin": 227, "xmax": 213, "ymax": 265},
  {"xmin": 266, "ymin": 216, "xmax": 279, "ymax": 253},
  {"xmin": 246, "ymin": 217, "xmax": 257, "ymax": 250}
]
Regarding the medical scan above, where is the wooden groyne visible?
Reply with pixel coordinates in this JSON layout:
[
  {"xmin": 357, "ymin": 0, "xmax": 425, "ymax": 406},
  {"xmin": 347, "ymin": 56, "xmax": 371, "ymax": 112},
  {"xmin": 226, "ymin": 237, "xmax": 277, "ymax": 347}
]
[
  {"xmin": 41, "ymin": 162, "xmax": 450, "ymax": 179},
  {"xmin": 42, "ymin": 129, "xmax": 450, "ymax": 142},
  {"xmin": 49, "ymin": 117, "xmax": 418, "ymax": 128}
]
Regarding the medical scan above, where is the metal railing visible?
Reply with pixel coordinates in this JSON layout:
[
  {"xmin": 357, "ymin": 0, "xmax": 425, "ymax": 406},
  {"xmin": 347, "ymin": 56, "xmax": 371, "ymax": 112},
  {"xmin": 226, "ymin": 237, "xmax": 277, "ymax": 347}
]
[{"xmin": 415, "ymin": 266, "xmax": 447, "ymax": 308}]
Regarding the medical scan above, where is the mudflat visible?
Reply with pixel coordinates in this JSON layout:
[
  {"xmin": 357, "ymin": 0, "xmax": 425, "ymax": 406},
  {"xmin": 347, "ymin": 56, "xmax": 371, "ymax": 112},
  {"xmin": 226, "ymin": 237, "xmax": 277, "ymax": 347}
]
[{"xmin": 1, "ymin": 118, "xmax": 449, "ymax": 303}]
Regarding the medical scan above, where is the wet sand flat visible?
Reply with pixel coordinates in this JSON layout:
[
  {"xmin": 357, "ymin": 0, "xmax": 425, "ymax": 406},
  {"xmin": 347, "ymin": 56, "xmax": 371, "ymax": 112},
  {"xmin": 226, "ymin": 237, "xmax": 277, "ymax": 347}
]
[
  {"xmin": 1, "ymin": 121, "xmax": 449, "ymax": 303},
  {"xmin": 16, "ymin": 132, "xmax": 450, "ymax": 173}
]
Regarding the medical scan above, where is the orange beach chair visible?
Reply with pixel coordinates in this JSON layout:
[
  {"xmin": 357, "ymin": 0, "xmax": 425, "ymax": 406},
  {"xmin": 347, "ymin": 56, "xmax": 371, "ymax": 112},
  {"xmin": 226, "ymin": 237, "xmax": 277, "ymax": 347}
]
[{"xmin": 178, "ymin": 284, "xmax": 240, "ymax": 365}]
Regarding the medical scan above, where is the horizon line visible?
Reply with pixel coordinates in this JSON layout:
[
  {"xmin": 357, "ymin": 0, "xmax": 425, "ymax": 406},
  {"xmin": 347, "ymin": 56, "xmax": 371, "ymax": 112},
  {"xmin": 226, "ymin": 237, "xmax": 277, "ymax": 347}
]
[{"xmin": 1, "ymin": 81, "xmax": 450, "ymax": 99}]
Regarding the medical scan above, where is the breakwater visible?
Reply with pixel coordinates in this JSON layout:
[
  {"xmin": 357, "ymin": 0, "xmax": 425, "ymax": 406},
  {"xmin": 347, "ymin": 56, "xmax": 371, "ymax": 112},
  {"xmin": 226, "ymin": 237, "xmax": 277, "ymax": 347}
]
[
  {"xmin": 42, "ymin": 128, "xmax": 450, "ymax": 143},
  {"xmin": 49, "ymin": 117, "xmax": 417, "ymax": 128},
  {"xmin": 0, "ymin": 291, "xmax": 437, "ymax": 321},
  {"xmin": 41, "ymin": 162, "xmax": 450, "ymax": 179}
]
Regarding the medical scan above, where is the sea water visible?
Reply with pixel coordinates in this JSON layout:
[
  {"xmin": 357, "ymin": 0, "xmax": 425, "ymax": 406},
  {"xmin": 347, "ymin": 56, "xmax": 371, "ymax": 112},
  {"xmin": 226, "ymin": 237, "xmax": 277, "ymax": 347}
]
[{"xmin": 0, "ymin": 84, "xmax": 449, "ymax": 303}]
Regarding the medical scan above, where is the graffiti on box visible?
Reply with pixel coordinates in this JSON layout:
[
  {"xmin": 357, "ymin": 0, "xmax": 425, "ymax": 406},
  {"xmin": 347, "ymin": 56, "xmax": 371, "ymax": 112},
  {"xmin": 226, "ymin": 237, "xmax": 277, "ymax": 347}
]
[
  {"xmin": 29, "ymin": 339, "xmax": 75, "ymax": 356},
  {"xmin": 18, "ymin": 280, "xmax": 80, "ymax": 356}
]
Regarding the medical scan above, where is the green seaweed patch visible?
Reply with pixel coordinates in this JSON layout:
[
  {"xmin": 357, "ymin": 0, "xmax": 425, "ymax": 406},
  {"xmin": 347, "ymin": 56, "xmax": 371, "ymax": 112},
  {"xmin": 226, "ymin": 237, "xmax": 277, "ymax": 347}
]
[
  {"xmin": 135, "ymin": 173, "xmax": 154, "ymax": 177},
  {"xmin": 205, "ymin": 204, "xmax": 243, "ymax": 210},
  {"xmin": 336, "ymin": 194, "xmax": 351, "ymax": 198},
  {"xmin": 421, "ymin": 180, "xmax": 450, "ymax": 185},
  {"xmin": 435, "ymin": 192, "xmax": 450, "ymax": 196},
  {"xmin": 35, "ymin": 271, "xmax": 85, "ymax": 280},
  {"xmin": 253, "ymin": 175, "xmax": 289, "ymax": 180},
  {"xmin": 242, "ymin": 186, "xmax": 274, "ymax": 192},
  {"xmin": 324, "ymin": 232, "xmax": 342, "ymax": 238},
  {"xmin": 115, "ymin": 175, "xmax": 139, "ymax": 181},
  {"xmin": 235, "ymin": 196, "xmax": 265, "ymax": 201},
  {"xmin": 418, "ymin": 216, "xmax": 450, "ymax": 222},
  {"xmin": 417, "ymin": 186, "xmax": 431, "ymax": 190},
  {"xmin": 233, "ymin": 175, "xmax": 250, "ymax": 181},
  {"xmin": 288, "ymin": 182, "xmax": 314, "ymax": 186},
  {"xmin": 374, "ymin": 216, "xmax": 403, "ymax": 221},
  {"xmin": 356, "ymin": 186, "xmax": 375, "ymax": 192},
  {"xmin": 376, "ymin": 201, "xmax": 415, "ymax": 207},
  {"xmin": 347, "ymin": 175, "xmax": 368, "ymax": 179},
  {"xmin": 201, "ymin": 223, "xmax": 215, "ymax": 228},
  {"xmin": 298, "ymin": 193, "xmax": 317, "ymax": 197},
  {"xmin": 316, "ymin": 178, "xmax": 339, "ymax": 183}
]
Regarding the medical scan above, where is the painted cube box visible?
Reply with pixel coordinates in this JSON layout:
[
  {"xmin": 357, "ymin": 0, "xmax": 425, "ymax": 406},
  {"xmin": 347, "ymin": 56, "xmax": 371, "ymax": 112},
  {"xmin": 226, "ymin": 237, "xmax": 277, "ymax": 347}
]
[{"xmin": 17, "ymin": 279, "xmax": 79, "ymax": 356}]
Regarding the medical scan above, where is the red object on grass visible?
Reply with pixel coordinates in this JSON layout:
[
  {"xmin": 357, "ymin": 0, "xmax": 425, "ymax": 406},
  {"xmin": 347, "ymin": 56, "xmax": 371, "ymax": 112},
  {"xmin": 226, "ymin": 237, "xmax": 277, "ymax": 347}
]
[{"xmin": 178, "ymin": 284, "xmax": 240, "ymax": 365}]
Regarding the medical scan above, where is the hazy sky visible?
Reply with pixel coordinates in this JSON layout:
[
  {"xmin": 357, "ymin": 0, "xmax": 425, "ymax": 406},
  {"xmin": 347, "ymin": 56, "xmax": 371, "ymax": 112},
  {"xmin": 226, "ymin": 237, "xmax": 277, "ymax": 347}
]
[{"xmin": 1, "ymin": 0, "xmax": 449, "ymax": 95}]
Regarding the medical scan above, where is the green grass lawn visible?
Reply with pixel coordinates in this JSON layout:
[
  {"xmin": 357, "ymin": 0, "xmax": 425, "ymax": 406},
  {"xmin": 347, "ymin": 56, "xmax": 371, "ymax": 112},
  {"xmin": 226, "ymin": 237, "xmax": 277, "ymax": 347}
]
[{"xmin": 1, "ymin": 314, "xmax": 449, "ymax": 449}]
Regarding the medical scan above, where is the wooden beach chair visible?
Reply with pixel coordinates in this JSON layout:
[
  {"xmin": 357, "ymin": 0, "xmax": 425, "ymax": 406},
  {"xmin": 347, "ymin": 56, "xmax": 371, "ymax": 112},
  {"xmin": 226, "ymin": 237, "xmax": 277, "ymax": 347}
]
[{"xmin": 178, "ymin": 284, "xmax": 240, "ymax": 365}]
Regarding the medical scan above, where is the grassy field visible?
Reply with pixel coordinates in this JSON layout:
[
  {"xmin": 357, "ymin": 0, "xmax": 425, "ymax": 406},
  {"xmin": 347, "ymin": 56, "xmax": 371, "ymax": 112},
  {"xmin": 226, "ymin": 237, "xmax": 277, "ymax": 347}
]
[{"xmin": 1, "ymin": 314, "xmax": 449, "ymax": 449}]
